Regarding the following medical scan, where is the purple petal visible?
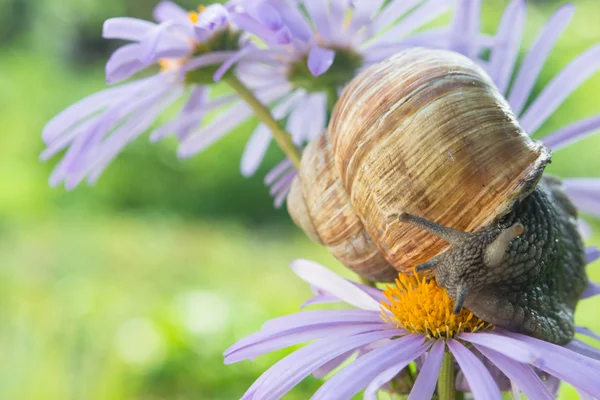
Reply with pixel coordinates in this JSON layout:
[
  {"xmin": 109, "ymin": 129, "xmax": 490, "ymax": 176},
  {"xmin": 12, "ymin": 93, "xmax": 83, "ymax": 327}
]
[
  {"xmin": 213, "ymin": 47, "xmax": 252, "ymax": 82},
  {"xmin": 312, "ymin": 350, "xmax": 354, "ymax": 379},
  {"xmin": 302, "ymin": 0, "xmax": 333, "ymax": 43},
  {"xmin": 196, "ymin": 4, "xmax": 230, "ymax": 31},
  {"xmin": 578, "ymin": 389, "xmax": 595, "ymax": 400},
  {"xmin": 302, "ymin": 93, "xmax": 327, "ymax": 142},
  {"xmin": 290, "ymin": 259, "xmax": 382, "ymax": 311},
  {"xmin": 369, "ymin": 0, "xmax": 453, "ymax": 48},
  {"xmin": 137, "ymin": 21, "xmax": 191, "ymax": 64},
  {"xmin": 459, "ymin": 332, "xmax": 542, "ymax": 364},
  {"xmin": 268, "ymin": 0, "xmax": 312, "ymax": 42},
  {"xmin": 407, "ymin": 339, "xmax": 445, "ymax": 400},
  {"xmin": 105, "ymin": 44, "xmax": 147, "ymax": 84},
  {"xmin": 576, "ymin": 326, "xmax": 600, "ymax": 342},
  {"xmin": 264, "ymin": 159, "xmax": 294, "ymax": 185},
  {"xmin": 307, "ymin": 47, "xmax": 335, "ymax": 77},
  {"xmin": 475, "ymin": 346, "xmax": 554, "ymax": 400},
  {"xmin": 247, "ymin": 2, "xmax": 282, "ymax": 31},
  {"xmin": 225, "ymin": 322, "xmax": 388, "ymax": 364},
  {"xmin": 327, "ymin": 0, "xmax": 351, "ymax": 43},
  {"xmin": 447, "ymin": 0, "xmax": 481, "ymax": 58},
  {"xmin": 582, "ymin": 281, "xmax": 600, "ymax": 300},
  {"xmin": 273, "ymin": 185, "xmax": 291, "ymax": 208},
  {"xmin": 261, "ymin": 309, "xmax": 383, "ymax": 332},
  {"xmin": 241, "ymin": 124, "xmax": 271, "ymax": 177},
  {"xmin": 102, "ymin": 17, "xmax": 157, "ymax": 41},
  {"xmin": 178, "ymin": 85, "xmax": 288, "ymax": 158},
  {"xmin": 487, "ymin": 0, "xmax": 526, "ymax": 95},
  {"xmin": 565, "ymin": 339, "xmax": 600, "ymax": 362},
  {"xmin": 153, "ymin": 1, "xmax": 188, "ymax": 23},
  {"xmin": 78, "ymin": 85, "xmax": 183, "ymax": 187},
  {"xmin": 373, "ymin": 0, "xmax": 420, "ymax": 33},
  {"xmin": 500, "ymin": 330, "xmax": 600, "ymax": 397},
  {"xmin": 248, "ymin": 329, "xmax": 401, "ymax": 400},
  {"xmin": 520, "ymin": 44, "xmax": 600, "ymax": 134},
  {"xmin": 562, "ymin": 178, "xmax": 600, "ymax": 218},
  {"xmin": 41, "ymin": 77, "xmax": 151, "ymax": 144},
  {"xmin": 347, "ymin": 0, "xmax": 385, "ymax": 38},
  {"xmin": 301, "ymin": 293, "xmax": 340, "ymax": 308},
  {"xmin": 181, "ymin": 51, "xmax": 237, "ymax": 75},
  {"xmin": 448, "ymin": 339, "xmax": 503, "ymax": 400},
  {"xmin": 586, "ymin": 247, "xmax": 600, "ymax": 264},
  {"xmin": 229, "ymin": 13, "xmax": 281, "ymax": 45},
  {"xmin": 508, "ymin": 4, "xmax": 575, "ymax": 116},
  {"xmin": 177, "ymin": 102, "xmax": 252, "ymax": 157},
  {"xmin": 543, "ymin": 113, "xmax": 600, "ymax": 150},
  {"xmin": 269, "ymin": 170, "xmax": 296, "ymax": 196},
  {"xmin": 313, "ymin": 335, "xmax": 428, "ymax": 400},
  {"xmin": 105, "ymin": 40, "xmax": 189, "ymax": 84}
]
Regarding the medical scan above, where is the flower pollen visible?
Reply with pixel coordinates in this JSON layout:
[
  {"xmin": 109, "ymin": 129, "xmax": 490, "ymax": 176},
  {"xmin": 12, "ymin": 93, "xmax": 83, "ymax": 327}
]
[{"xmin": 381, "ymin": 272, "xmax": 492, "ymax": 339}]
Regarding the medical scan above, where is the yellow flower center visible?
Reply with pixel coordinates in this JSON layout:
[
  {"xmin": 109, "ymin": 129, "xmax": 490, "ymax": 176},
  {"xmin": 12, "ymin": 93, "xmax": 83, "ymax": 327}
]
[
  {"xmin": 381, "ymin": 273, "xmax": 492, "ymax": 339},
  {"xmin": 188, "ymin": 5, "xmax": 206, "ymax": 24}
]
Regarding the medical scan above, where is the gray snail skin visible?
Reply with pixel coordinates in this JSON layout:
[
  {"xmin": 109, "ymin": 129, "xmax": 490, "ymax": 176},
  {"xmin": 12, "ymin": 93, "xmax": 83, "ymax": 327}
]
[{"xmin": 287, "ymin": 48, "xmax": 587, "ymax": 344}]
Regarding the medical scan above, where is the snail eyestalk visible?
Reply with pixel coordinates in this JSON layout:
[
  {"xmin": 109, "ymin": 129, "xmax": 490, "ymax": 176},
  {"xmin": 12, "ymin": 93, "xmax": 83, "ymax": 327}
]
[
  {"xmin": 398, "ymin": 213, "xmax": 470, "ymax": 246},
  {"xmin": 224, "ymin": 75, "xmax": 302, "ymax": 169},
  {"xmin": 483, "ymin": 223, "xmax": 525, "ymax": 267},
  {"xmin": 453, "ymin": 284, "xmax": 469, "ymax": 314}
]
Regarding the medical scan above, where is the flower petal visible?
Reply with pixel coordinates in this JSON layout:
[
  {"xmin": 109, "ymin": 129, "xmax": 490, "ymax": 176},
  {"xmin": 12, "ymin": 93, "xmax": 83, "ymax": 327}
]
[
  {"xmin": 290, "ymin": 259, "xmax": 382, "ymax": 311},
  {"xmin": 507, "ymin": 4, "xmax": 575, "ymax": 116},
  {"xmin": 313, "ymin": 334, "xmax": 428, "ymax": 400},
  {"xmin": 307, "ymin": 46, "xmax": 335, "ymax": 77},
  {"xmin": 459, "ymin": 332, "xmax": 542, "ymax": 364},
  {"xmin": 225, "ymin": 322, "xmax": 387, "ymax": 364},
  {"xmin": 369, "ymin": 0, "xmax": 453, "ymax": 48},
  {"xmin": 586, "ymin": 247, "xmax": 600, "ymax": 264},
  {"xmin": 301, "ymin": 0, "xmax": 333, "ymax": 43},
  {"xmin": 408, "ymin": 339, "xmax": 445, "ymax": 400},
  {"xmin": 543, "ymin": 113, "xmax": 600, "ymax": 150},
  {"xmin": 475, "ymin": 346, "xmax": 554, "ymax": 400},
  {"xmin": 487, "ymin": 0, "xmax": 526, "ymax": 95},
  {"xmin": 153, "ymin": 1, "xmax": 188, "ymax": 23},
  {"xmin": 576, "ymin": 326, "xmax": 600, "ymax": 342},
  {"xmin": 565, "ymin": 339, "xmax": 600, "ymax": 362},
  {"xmin": 102, "ymin": 17, "xmax": 157, "ymax": 41},
  {"xmin": 448, "ymin": 339, "xmax": 503, "ymax": 400},
  {"xmin": 562, "ymin": 178, "xmax": 600, "ymax": 218},
  {"xmin": 500, "ymin": 330, "xmax": 600, "ymax": 397},
  {"xmin": 520, "ymin": 43, "xmax": 600, "ymax": 134},
  {"xmin": 447, "ymin": 0, "xmax": 481, "ymax": 58},
  {"xmin": 248, "ymin": 329, "xmax": 400, "ymax": 400},
  {"xmin": 264, "ymin": 159, "xmax": 294, "ymax": 185},
  {"xmin": 582, "ymin": 281, "xmax": 600, "ymax": 300}
]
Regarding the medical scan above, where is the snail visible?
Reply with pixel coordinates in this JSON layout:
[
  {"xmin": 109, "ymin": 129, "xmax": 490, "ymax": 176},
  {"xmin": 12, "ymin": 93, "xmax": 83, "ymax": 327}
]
[{"xmin": 287, "ymin": 48, "xmax": 588, "ymax": 344}]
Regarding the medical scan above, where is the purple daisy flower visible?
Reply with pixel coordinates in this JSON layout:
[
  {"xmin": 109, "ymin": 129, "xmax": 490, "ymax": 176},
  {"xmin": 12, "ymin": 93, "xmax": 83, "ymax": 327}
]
[
  {"xmin": 225, "ymin": 259, "xmax": 600, "ymax": 399},
  {"xmin": 41, "ymin": 1, "xmax": 287, "ymax": 189},
  {"xmin": 178, "ymin": 0, "xmax": 459, "ymax": 203},
  {"xmin": 466, "ymin": 0, "xmax": 600, "ymax": 222}
]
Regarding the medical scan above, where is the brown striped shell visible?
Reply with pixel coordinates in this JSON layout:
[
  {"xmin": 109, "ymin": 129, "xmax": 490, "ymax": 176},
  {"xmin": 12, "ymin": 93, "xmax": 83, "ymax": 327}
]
[{"xmin": 287, "ymin": 48, "xmax": 551, "ymax": 281}]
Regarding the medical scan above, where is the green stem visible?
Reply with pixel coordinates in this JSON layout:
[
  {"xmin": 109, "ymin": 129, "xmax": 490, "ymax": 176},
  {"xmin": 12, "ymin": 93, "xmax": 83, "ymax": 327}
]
[
  {"xmin": 326, "ymin": 86, "xmax": 339, "ymax": 117},
  {"xmin": 438, "ymin": 350, "xmax": 456, "ymax": 400},
  {"xmin": 225, "ymin": 75, "xmax": 302, "ymax": 169}
]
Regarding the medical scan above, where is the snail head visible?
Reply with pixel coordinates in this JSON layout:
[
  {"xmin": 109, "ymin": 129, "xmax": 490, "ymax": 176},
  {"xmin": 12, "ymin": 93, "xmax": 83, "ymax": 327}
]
[{"xmin": 398, "ymin": 212, "xmax": 524, "ymax": 315}]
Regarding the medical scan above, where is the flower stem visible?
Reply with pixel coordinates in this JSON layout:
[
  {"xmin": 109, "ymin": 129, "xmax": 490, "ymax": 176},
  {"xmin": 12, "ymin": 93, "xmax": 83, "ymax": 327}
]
[
  {"xmin": 438, "ymin": 350, "xmax": 456, "ymax": 400},
  {"xmin": 225, "ymin": 75, "xmax": 302, "ymax": 169}
]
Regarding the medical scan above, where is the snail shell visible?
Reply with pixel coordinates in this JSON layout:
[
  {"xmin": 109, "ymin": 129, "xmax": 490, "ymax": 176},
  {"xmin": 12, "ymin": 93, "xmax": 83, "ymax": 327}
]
[{"xmin": 289, "ymin": 48, "xmax": 550, "ymax": 281}]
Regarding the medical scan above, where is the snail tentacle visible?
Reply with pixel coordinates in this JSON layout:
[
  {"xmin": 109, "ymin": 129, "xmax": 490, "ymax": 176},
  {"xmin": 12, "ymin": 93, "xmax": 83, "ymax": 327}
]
[
  {"xmin": 483, "ymin": 223, "xmax": 525, "ymax": 267},
  {"xmin": 453, "ymin": 284, "xmax": 469, "ymax": 314},
  {"xmin": 398, "ymin": 212, "xmax": 471, "ymax": 246}
]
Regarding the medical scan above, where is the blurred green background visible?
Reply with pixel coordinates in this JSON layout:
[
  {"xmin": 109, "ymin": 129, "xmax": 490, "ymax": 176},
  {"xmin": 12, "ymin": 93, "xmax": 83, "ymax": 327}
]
[{"xmin": 1, "ymin": 0, "xmax": 600, "ymax": 399}]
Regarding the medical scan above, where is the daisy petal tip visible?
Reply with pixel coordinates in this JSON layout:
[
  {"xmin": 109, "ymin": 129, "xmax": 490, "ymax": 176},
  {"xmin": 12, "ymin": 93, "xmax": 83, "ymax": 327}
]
[{"xmin": 308, "ymin": 47, "xmax": 335, "ymax": 77}]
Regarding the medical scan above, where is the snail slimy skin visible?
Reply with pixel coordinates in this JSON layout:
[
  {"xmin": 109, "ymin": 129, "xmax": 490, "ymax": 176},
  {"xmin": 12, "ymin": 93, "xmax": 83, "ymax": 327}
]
[{"xmin": 287, "ymin": 48, "xmax": 588, "ymax": 344}]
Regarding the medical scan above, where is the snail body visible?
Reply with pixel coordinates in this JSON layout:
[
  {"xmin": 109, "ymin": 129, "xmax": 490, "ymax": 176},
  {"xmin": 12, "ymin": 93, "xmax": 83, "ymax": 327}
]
[{"xmin": 287, "ymin": 48, "xmax": 587, "ymax": 344}]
